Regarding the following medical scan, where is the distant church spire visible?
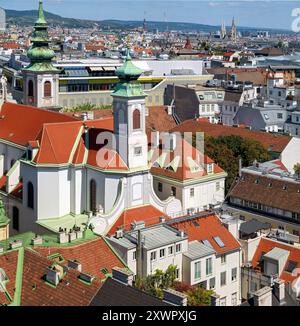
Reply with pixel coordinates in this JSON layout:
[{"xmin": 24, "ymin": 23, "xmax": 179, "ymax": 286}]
[
  {"xmin": 230, "ymin": 17, "xmax": 237, "ymax": 42},
  {"xmin": 221, "ymin": 20, "xmax": 227, "ymax": 39}
]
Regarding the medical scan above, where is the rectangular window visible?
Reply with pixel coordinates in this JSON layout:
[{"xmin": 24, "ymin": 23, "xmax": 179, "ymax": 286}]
[
  {"xmin": 190, "ymin": 188, "xmax": 195, "ymax": 198},
  {"xmin": 231, "ymin": 267, "xmax": 237, "ymax": 282},
  {"xmin": 221, "ymin": 254, "xmax": 226, "ymax": 264},
  {"xmin": 277, "ymin": 113, "xmax": 283, "ymax": 119},
  {"xmin": 176, "ymin": 268, "xmax": 180, "ymax": 280},
  {"xmin": 176, "ymin": 244, "xmax": 181, "ymax": 253},
  {"xmin": 159, "ymin": 248, "xmax": 165, "ymax": 258},
  {"xmin": 132, "ymin": 251, "xmax": 136, "ymax": 261},
  {"xmin": 158, "ymin": 182, "xmax": 163, "ymax": 193},
  {"xmin": 216, "ymin": 182, "xmax": 220, "ymax": 191},
  {"xmin": 168, "ymin": 246, "xmax": 174, "ymax": 255},
  {"xmin": 206, "ymin": 257, "xmax": 213, "ymax": 276},
  {"xmin": 209, "ymin": 277, "xmax": 216, "ymax": 290},
  {"xmin": 134, "ymin": 147, "xmax": 142, "ymax": 156},
  {"xmin": 221, "ymin": 271, "xmax": 227, "ymax": 287},
  {"xmin": 171, "ymin": 186, "xmax": 176, "ymax": 197},
  {"xmin": 150, "ymin": 251, "xmax": 157, "ymax": 261},
  {"xmin": 194, "ymin": 262, "xmax": 201, "ymax": 280}
]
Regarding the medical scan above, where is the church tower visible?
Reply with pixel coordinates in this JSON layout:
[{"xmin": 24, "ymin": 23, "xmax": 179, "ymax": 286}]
[
  {"xmin": 23, "ymin": 1, "xmax": 60, "ymax": 109},
  {"xmin": 230, "ymin": 17, "xmax": 237, "ymax": 42},
  {"xmin": 112, "ymin": 52, "xmax": 148, "ymax": 171},
  {"xmin": 221, "ymin": 20, "xmax": 227, "ymax": 39}
]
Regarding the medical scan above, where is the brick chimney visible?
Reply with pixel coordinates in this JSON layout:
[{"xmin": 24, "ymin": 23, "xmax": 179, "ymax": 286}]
[
  {"xmin": 112, "ymin": 267, "xmax": 134, "ymax": 286},
  {"xmin": 253, "ymin": 286, "xmax": 272, "ymax": 306},
  {"xmin": 163, "ymin": 288, "xmax": 188, "ymax": 306}
]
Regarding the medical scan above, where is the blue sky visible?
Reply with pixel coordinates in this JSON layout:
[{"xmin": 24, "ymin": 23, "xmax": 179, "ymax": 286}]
[{"xmin": 1, "ymin": 0, "xmax": 298, "ymax": 30}]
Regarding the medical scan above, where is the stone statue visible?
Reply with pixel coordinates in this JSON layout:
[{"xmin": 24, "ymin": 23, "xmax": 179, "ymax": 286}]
[{"xmin": 0, "ymin": 75, "xmax": 7, "ymax": 102}]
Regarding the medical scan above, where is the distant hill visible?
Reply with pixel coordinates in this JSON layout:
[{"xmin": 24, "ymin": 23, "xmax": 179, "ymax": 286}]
[{"xmin": 5, "ymin": 8, "xmax": 291, "ymax": 34}]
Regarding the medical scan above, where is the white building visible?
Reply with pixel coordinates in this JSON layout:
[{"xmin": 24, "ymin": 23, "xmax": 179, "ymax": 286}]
[{"xmin": 107, "ymin": 212, "xmax": 242, "ymax": 306}]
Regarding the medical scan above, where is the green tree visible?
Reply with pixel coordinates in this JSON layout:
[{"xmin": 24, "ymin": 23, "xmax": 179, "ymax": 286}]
[
  {"xmin": 294, "ymin": 163, "xmax": 300, "ymax": 179},
  {"xmin": 196, "ymin": 135, "xmax": 271, "ymax": 193}
]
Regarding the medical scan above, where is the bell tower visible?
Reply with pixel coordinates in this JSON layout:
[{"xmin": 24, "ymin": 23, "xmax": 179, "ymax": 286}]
[
  {"xmin": 112, "ymin": 52, "xmax": 148, "ymax": 171},
  {"xmin": 23, "ymin": 1, "xmax": 60, "ymax": 109}
]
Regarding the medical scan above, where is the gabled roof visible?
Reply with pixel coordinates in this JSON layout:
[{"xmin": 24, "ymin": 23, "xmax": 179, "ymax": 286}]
[
  {"xmin": 169, "ymin": 213, "xmax": 241, "ymax": 255},
  {"xmin": 21, "ymin": 249, "xmax": 101, "ymax": 306},
  {"xmin": 150, "ymin": 138, "xmax": 224, "ymax": 181},
  {"xmin": 108, "ymin": 205, "xmax": 168, "ymax": 236},
  {"xmin": 252, "ymin": 238, "xmax": 300, "ymax": 283},
  {"xmin": 33, "ymin": 237, "xmax": 125, "ymax": 280},
  {"xmin": 0, "ymin": 102, "xmax": 77, "ymax": 147},
  {"xmin": 228, "ymin": 172, "xmax": 300, "ymax": 214},
  {"xmin": 171, "ymin": 118, "xmax": 291, "ymax": 153}
]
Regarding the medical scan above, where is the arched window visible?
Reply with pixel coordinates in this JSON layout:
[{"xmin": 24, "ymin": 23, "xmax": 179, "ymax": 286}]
[
  {"xmin": 12, "ymin": 206, "xmax": 19, "ymax": 231},
  {"xmin": 44, "ymin": 81, "xmax": 52, "ymax": 97},
  {"xmin": 90, "ymin": 179, "xmax": 97, "ymax": 213},
  {"xmin": 28, "ymin": 80, "xmax": 34, "ymax": 97},
  {"xmin": 27, "ymin": 182, "xmax": 34, "ymax": 209},
  {"xmin": 133, "ymin": 109, "xmax": 141, "ymax": 130}
]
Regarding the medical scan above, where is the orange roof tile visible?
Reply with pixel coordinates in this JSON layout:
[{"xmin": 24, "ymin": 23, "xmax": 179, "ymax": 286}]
[
  {"xmin": 0, "ymin": 102, "xmax": 77, "ymax": 147},
  {"xmin": 171, "ymin": 119, "xmax": 291, "ymax": 153},
  {"xmin": 252, "ymin": 238, "xmax": 300, "ymax": 283},
  {"xmin": 33, "ymin": 237, "xmax": 125, "ymax": 280},
  {"xmin": 108, "ymin": 205, "xmax": 168, "ymax": 236},
  {"xmin": 169, "ymin": 214, "xmax": 241, "ymax": 255}
]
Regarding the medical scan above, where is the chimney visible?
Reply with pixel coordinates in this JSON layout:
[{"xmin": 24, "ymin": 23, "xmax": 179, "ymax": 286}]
[
  {"xmin": 253, "ymin": 286, "xmax": 272, "ymax": 306},
  {"xmin": 167, "ymin": 105, "xmax": 173, "ymax": 115},
  {"xmin": 46, "ymin": 266, "xmax": 62, "ymax": 286},
  {"xmin": 152, "ymin": 131, "xmax": 160, "ymax": 148},
  {"xmin": 112, "ymin": 267, "xmax": 134, "ymax": 286},
  {"xmin": 115, "ymin": 228, "xmax": 124, "ymax": 239},
  {"xmin": 67, "ymin": 260, "xmax": 82, "ymax": 272},
  {"xmin": 273, "ymin": 279, "xmax": 285, "ymax": 303},
  {"xmin": 163, "ymin": 288, "xmax": 187, "ymax": 306},
  {"xmin": 159, "ymin": 216, "xmax": 166, "ymax": 223},
  {"xmin": 178, "ymin": 230, "xmax": 185, "ymax": 238},
  {"xmin": 131, "ymin": 221, "xmax": 145, "ymax": 231}
]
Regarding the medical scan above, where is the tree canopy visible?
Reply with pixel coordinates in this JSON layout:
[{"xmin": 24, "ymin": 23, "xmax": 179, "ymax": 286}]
[{"xmin": 202, "ymin": 135, "xmax": 271, "ymax": 192}]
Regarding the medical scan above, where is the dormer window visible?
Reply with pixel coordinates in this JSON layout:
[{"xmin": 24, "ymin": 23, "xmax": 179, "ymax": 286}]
[
  {"xmin": 255, "ymin": 179, "xmax": 259, "ymax": 184},
  {"xmin": 207, "ymin": 164, "xmax": 213, "ymax": 174},
  {"xmin": 282, "ymin": 185, "xmax": 287, "ymax": 190}
]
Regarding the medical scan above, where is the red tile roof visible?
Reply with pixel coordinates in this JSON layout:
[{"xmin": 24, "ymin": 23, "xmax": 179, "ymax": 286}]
[
  {"xmin": 33, "ymin": 237, "xmax": 125, "ymax": 280},
  {"xmin": 146, "ymin": 106, "xmax": 177, "ymax": 135},
  {"xmin": 0, "ymin": 250, "xmax": 18, "ymax": 305},
  {"xmin": 252, "ymin": 238, "xmax": 300, "ymax": 283},
  {"xmin": 21, "ymin": 249, "xmax": 101, "ymax": 306},
  {"xmin": 169, "ymin": 214, "xmax": 241, "ymax": 255},
  {"xmin": 0, "ymin": 102, "xmax": 77, "ymax": 147},
  {"xmin": 150, "ymin": 138, "xmax": 224, "ymax": 181},
  {"xmin": 108, "ymin": 205, "xmax": 168, "ymax": 236},
  {"xmin": 171, "ymin": 119, "xmax": 291, "ymax": 153}
]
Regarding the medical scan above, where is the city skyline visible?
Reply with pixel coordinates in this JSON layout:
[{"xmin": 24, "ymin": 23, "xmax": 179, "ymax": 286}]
[{"xmin": 1, "ymin": 0, "xmax": 299, "ymax": 30}]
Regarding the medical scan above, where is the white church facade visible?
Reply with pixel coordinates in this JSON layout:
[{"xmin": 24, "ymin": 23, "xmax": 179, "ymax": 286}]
[{"xmin": 0, "ymin": 2, "xmax": 226, "ymax": 238}]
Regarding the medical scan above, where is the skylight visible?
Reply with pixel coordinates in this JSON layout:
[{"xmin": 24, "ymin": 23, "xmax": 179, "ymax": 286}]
[
  {"xmin": 285, "ymin": 261, "xmax": 297, "ymax": 273},
  {"xmin": 213, "ymin": 236, "xmax": 225, "ymax": 248},
  {"xmin": 202, "ymin": 239, "xmax": 213, "ymax": 249}
]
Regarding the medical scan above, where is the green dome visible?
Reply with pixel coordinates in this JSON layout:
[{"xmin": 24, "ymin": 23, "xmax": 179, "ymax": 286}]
[
  {"xmin": 116, "ymin": 52, "xmax": 143, "ymax": 81},
  {"xmin": 28, "ymin": 46, "xmax": 55, "ymax": 61}
]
